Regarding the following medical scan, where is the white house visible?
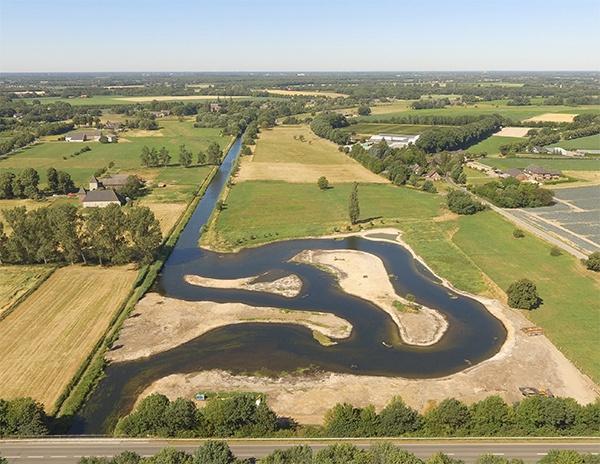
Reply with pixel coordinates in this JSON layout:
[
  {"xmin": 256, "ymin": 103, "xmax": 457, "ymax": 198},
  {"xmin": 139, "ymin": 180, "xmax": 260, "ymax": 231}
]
[{"xmin": 368, "ymin": 133, "xmax": 420, "ymax": 149}]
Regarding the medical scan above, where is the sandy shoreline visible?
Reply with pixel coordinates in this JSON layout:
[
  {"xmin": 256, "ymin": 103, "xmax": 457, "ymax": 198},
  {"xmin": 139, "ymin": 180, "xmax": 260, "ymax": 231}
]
[
  {"xmin": 185, "ymin": 273, "xmax": 302, "ymax": 298},
  {"xmin": 292, "ymin": 249, "xmax": 448, "ymax": 346},
  {"xmin": 107, "ymin": 293, "xmax": 351, "ymax": 362}
]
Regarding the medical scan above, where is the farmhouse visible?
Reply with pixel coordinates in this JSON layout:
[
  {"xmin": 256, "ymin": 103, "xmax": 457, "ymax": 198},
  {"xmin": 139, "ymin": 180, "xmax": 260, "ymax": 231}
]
[
  {"xmin": 81, "ymin": 189, "xmax": 123, "ymax": 208},
  {"xmin": 504, "ymin": 168, "xmax": 528, "ymax": 181},
  {"xmin": 65, "ymin": 131, "xmax": 117, "ymax": 143},
  {"xmin": 368, "ymin": 133, "xmax": 420, "ymax": 149},
  {"xmin": 150, "ymin": 110, "xmax": 171, "ymax": 118},
  {"xmin": 424, "ymin": 170, "xmax": 442, "ymax": 181},
  {"xmin": 209, "ymin": 103, "xmax": 222, "ymax": 113},
  {"xmin": 523, "ymin": 165, "xmax": 562, "ymax": 181}
]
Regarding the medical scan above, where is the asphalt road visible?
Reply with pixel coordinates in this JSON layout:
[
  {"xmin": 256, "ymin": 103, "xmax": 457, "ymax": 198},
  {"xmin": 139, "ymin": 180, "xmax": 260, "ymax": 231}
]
[{"xmin": 1, "ymin": 439, "xmax": 599, "ymax": 463}]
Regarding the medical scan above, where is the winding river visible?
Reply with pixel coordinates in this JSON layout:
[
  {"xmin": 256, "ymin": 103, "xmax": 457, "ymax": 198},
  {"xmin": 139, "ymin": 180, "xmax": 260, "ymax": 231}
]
[{"xmin": 72, "ymin": 138, "xmax": 507, "ymax": 433}]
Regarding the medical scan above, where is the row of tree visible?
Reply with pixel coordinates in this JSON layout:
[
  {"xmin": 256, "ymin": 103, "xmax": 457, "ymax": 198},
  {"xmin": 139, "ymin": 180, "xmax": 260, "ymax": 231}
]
[
  {"xmin": 411, "ymin": 98, "xmax": 450, "ymax": 109},
  {"xmin": 0, "ymin": 397, "xmax": 49, "ymax": 437},
  {"xmin": 309, "ymin": 112, "xmax": 351, "ymax": 145},
  {"xmin": 140, "ymin": 142, "xmax": 223, "ymax": 168},
  {"xmin": 0, "ymin": 167, "xmax": 75, "ymax": 199},
  {"xmin": 471, "ymin": 179, "xmax": 554, "ymax": 208},
  {"xmin": 0, "ymin": 203, "xmax": 162, "ymax": 265},
  {"xmin": 415, "ymin": 116, "xmax": 503, "ymax": 153},
  {"xmin": 70, "ymin": 442, "xmax": 598, "ymax": 464},
  {"xmin": 114, "ymin": 392, "xmax": 600, "ymax": 439}
]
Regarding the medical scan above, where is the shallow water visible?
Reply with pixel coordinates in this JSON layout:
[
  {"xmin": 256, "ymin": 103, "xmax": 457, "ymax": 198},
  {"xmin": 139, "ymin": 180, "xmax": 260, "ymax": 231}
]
[{"xmin": 72, "ymin": 138, "xmax": 506, "ymax": 433}]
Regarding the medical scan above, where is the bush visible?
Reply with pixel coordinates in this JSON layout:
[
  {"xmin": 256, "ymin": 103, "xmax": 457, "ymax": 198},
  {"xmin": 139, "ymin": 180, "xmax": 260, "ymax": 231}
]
[
  {"xmin": 513, "ymin": 229, "xmax": 525, "ymax": 238},
  {"xmin": 422, "ymin": 180, "xmax": 437, "ymax": 193},
  {"xmin": 317, "ymin": 176, "xmax": 329, "ymax": 190},
  {"xmin": 506, "ymin": 279, "xmax": 540, "ymax": 310},
  {"xmin": 550, "ymin": 246, "xmax": 562, "ymax": 257},
  {"xmin": 0, "ymin": 397, "xmax": 49, "ymax": 437},
  {"xmin": 446, "ymin": 190, "xmax": 484, "ymax": 215},
  {"xmin": 585, "ymin": 251, "xmax": 600, "ymax": 272}
]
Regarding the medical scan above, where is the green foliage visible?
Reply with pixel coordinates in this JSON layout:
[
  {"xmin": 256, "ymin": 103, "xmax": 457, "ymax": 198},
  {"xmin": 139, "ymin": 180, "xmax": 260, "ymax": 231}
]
[
  {"xmin": 260, "ymin": 445, "xmax": 313, "ymax": 464},
  {"xmin": 513, "ymin": 228, "xmax": 525, "ymax": 238},
  {"xmin": 0, "ymin": 397, "xmax": 49, "ymax": 437},
  {"xmin": 585, "ymin": 252, "xmax": 600, "ymax": 272},
  {"xmin": 377, "ymin": 397, "xmax": 421, "ymax": 436},
  {"xmin": 313, "ymin": 443, "xmax": 367, "ymax": 464},
  {"xmin": 310, "ymin": 112, "xmax": 351, "ymax": 145},
  {"xmin": 118, "ymin": 175, "xmax": 145, "ymax": 200},
  {"xmin": 472, "ymin": 178, "xmax": 553, "ymax": 208},
  {"xmin": 206, "ymin": 142, "xmax": 223, "ymax": 165},
  {"xmin": 538, "ymin": 450, "xmax": 600, "ymax": 464},
  {"xmin": 446, "ymin": 190, "xmax": 484, "ymax": 215},
  {"xmin": 425, "ymin": 398, "xmax": 471, "ymax": 436},
  {"xmin": 357, "ymin": 105, "xmax": 371, "ymax": 116},
  {"xmin": 416, "ymin": 116, "xmax": 503, "ymax": 153},
  {"xmin": 477, "ymin": 456, "xmax": 524, "ymax": 464},
  {"xmin": 317, "ymin": 176, "xmax": 329, "ymax": 190},
  {"xmin": 469, "ymin": 396, "xmax": 511, "ymax": 436},
  {"xmin": 178, "ymin": 144, "xmax": 193, "ymax": 168},
  {"xmin": 348, "ymin": 182, "xmax": 360, "ymax": 224},
  {"xmin": 193, "ymin": 441, "xmax": 237, "ymax": 464},
  {"xmin": 506, "ymin": 278, "xmax": 540, "ymax": 310}
]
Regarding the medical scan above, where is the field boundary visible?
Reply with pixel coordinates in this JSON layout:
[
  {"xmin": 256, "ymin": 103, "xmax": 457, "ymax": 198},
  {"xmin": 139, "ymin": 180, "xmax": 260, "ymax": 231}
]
[
  {"xmin": 55, "ymin": 164, "xmax": 220, "ymax": 419},
  {"xmin": 0, "ymin": 265, "xmax": 57, "ymax": 323}
]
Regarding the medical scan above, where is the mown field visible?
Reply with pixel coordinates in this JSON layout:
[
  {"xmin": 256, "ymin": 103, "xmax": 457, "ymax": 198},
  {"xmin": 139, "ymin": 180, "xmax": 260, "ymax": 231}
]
[
  {"xmin": 0, "ymin": 265, "xmax": 54, "ymax": 316},
  {"xmin": 343, "ymin": 123, "xmax": 433, "ymax": 136},
  {"xmin": 237, "ymin": 125, "xmax": 385, "ymax": 184},
  {"xmin": 362, "ymin": 102, "xmax": 600, "ymax": 123},
  {"xmin": 0, "ymin": 265, "xmax": 137, "ymax": 410},
  {"xmin": 21, "ymin": 95, "xmax": 250, "ymax": 106},
  {"xmin": 556, "ymin": 134, "xmax": 600, "ymax": 151},
  {"xmin": 466, "ymin": 135, "xmax": 527, "ymax": 155},
  {"xmin": 481, "ymin": 157, "xmax": 600, "ymax": 172}
]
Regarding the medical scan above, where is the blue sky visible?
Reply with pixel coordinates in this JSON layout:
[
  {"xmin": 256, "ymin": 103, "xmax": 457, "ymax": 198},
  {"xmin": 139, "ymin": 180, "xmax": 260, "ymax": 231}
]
[{"xmin": 1, "ymin": 0, "xmax": 599, "ymax": 72}]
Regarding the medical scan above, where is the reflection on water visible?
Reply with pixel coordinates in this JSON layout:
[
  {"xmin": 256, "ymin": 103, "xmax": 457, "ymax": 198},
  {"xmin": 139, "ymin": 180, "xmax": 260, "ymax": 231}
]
[{"xmin": 72, "ymin": 138, "xmax": 506, "ymax": 434}]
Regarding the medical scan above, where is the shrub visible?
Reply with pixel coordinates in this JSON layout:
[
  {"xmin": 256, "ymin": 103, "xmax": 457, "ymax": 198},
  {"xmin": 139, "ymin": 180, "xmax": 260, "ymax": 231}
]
[
  {"xmin": 513, "ymin": 229, "xmax": 525, "ymax": 238},
  {"xmin": 446, "ymin": 190, "xmax": 484, "ymax": 215},
  {"xmin": 550, "ymin": 246, "xmax": 562, "ymax": 257},
  {"xmin": 585, "ymin": 251, "xmax": 600, "ymax": 272},
  {"xmin": 506, "ymin": 279, "xmax": 540, "ymax": 310},
  {"xmin": 317, "ymin": 176, "xmax": 329, "ymax": 190},
  {"xmin": 422, "ymin": 180, "xmax": 437, "ymax": 193}
]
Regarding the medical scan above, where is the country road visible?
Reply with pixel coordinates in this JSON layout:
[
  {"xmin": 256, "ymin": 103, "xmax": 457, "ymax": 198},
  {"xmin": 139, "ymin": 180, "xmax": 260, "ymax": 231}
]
[{"xmin": 1, "ymin": 439, "xmax": 599, "ymax": 463}]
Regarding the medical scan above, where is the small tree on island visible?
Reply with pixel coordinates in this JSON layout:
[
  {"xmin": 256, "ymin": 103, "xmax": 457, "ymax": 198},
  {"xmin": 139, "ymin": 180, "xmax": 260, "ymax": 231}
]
[
  {"xmin": 318, "ymin": 176, "xmax": 329, "ymax": 190},
  {"xmin": 348, "ymin": 182, "xmax": 360, "ymax": 224},
  {"xmin": 506, "ymin": 279, "xmax": 540, "ymax": 310}
]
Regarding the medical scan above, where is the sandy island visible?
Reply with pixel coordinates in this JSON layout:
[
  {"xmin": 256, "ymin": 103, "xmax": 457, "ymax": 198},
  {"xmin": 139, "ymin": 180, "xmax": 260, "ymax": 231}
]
[
  {"xmin": 185, "ymin": 273, "xmax": 302, "ymax": 298},
  {"xmin": 107, "ymin": 293, "xmax": 351, "ymax": 362},
  {"xmin": 292, "ymin": 249, "xmax": 448, "ymax": 346}
]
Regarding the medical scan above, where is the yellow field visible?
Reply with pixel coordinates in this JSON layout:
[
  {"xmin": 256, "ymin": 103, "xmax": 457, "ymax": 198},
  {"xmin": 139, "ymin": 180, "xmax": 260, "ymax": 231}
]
[
  {"xmin": 264, "ymin": 89, "xmax": 347, "ymax": 98},
  {"xmin": 370, "ymin": 100, "xmax": 413, "ymax": 114},
  {"xmin": 0, "ymin": 265, "xmax": 54, "ymax": 316},
  {"xmin": 0, "ymin": 265, "xmax": 137, "ymax": 410},
  {"xmin": 493, "ymin": 126, "xmax": 532, "ymax": 137},
  {"xmin": 140, "ymin": 201, "xmax": 187, "ymax": 234},
  {"xmin": 525, "ymin": 113, "xmax": 578, "ymax": 123},
  {"xmin": 238, "ymin": 125, "xmax": 387, "ymax": 184}
]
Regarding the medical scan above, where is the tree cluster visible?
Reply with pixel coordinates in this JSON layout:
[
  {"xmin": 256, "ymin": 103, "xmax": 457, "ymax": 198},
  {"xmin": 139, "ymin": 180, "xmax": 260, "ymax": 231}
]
[
  {"xmin": 309, "ymin": 112, "xmax": 351, "ymax": 145},
  {"xmin": 506, "ymin": 279, "xmax": 540, "ymax": 310},
  {"xmin": 140, "ymin": 146, "xmax": 172, "ymax": 167},
  {"xmin": 0, "ymin": 397, "xmax": 49, "ymax": 437},
  {"xmin": 0, "ymin": 131, "xmax": 35, "ymax": 156},
  {"xmin": 446, "ymin": 190, "xmax": 484, "ymax": 215},
  {"xmin": 115, "ymin": 393, "xmax": 279, "ymax": 438},
  {"xmin": 585, "ymin": 252, "xmax": 600, "ymax": 272},
  {"xmin": 471, "ymin": 178, "xmax": 554, "ymax": 208},
  {"xmin": 0, "ymin": 203, "xmax": 162, "ymax": 265},
  {"xmin": 411, "ymin": 98, "xmax": 450, "ymax": 109},
  {"xmin": 416, "ymin": 116, "xmax": 503, "ymax": 153}
]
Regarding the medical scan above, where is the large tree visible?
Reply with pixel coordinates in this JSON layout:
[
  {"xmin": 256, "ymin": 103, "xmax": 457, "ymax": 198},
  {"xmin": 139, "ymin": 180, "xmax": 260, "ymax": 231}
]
[
  {"xmin": 206, "ymin": 142, "xmax": 223, "ymax": 165},
  {"xmin": 126, "ymin": 206, "xmax": 162, "ymax": 264},
  {"xmin": 506, "ymin": 279, "xmax": 540, "ymax": 309},
  {"xmin": 0, "ymin": 172, "xmax": 14, "ymax": 199},
  {"xmin": 48, "ymin": 203, "xmax": 84, "ymax": 264}
]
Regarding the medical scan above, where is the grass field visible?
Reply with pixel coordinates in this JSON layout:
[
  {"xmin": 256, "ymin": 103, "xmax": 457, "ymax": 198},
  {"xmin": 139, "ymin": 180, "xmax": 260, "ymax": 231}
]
[
  {"xmin": 467, "ymin": 135, "xmax": 527, "ymax": 155},
  {"xmin": 237, "ymin": 125, "xmax": 386, "ymax": 184},
  {"xmin": 481, "ymin": 157, "xmax": 600, "ymax": 172},
  {"xmin": 264, "ymin": 89, "xmax": 347, "ymax": 98},
  {"xmin": 361, "ymin": 103, "xmax": 600, "ymax": 123},
  {"xmin": 0, "ymin": 265, "xmax": 54, "ymax": 316},
  {"xmin": 556, "ymin": 134, "xmax": 600, "ymax": 151},
  {"xmin": 464, "ymin": 166, "xmax": 494, "ymax": 186},
  {"xmin": 0, "ymin": 120, "xmax": 229, "ymax": 189},
  {"xmin": 0, "ymin": 265, "xmax": 137, "ymax": 410},
  {"xmin": 451, "ymin": 211, "xmax": 600, "ymax": 382},
  {"xmin": 343, "ymin": 123, "xmax": 433, "ymax": 136}
]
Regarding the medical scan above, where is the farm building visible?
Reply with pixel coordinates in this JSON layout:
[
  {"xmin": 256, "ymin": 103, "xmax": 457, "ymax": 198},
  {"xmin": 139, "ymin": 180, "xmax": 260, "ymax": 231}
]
[
  {"xmin": 80, "ymin": 189, "xmax": 123, "ymax": 208},
  {"xmin": 523, "ymin": 165, "xmax": 562, "ymax": 181},
  {"xmin": 65, "ymin": 132, "xmax": 117, "ymax": 143},
  {"xmin": 209, "ymin": 103, "xmax": 222, "ymax": 113},
  {"xmin": 150, "ymin": 110, "xmax": 171, "ymax": 118},
  {"xmin": 368, "ymin": 133, "xmax": 420, "ymax": 149},
  {"xmin": 424, "ymin": 170, "xmax": 442, "ymax": 181},
  {"xmin": 87, "ymin": 174, "xmax": 134, "ymax": 191},
  {"xmin": 504, "ymin": 168, "xmax": 528, "ymax": 181}
]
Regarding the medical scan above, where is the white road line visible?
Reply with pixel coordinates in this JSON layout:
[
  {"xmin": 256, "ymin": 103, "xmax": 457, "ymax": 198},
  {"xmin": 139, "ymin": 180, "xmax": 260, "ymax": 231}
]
[
  {"xmin": 537, "ymin": 452, "xmax": 548, "ymax": 456},
  {"xmin": 492, "ymin": 453, "xmax": 505, "ymax": 456}
]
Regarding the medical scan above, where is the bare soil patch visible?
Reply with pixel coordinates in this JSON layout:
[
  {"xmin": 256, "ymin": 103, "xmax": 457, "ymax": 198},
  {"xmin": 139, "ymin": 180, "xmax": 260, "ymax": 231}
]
[
  {"xmin": 107, "ymin": 293, "xmax": 352, "ymax": 363},
  {"xmin": 525, "ymin": 113, "xmax": 578, "ymax": 123},
  {"xmin": 493, "ymin": 127, "xmax": 532, "ymax": 137}
]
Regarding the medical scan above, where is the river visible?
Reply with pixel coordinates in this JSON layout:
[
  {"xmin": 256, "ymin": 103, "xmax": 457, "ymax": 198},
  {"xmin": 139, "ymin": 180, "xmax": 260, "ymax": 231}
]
[{"xmin": 72, "ymin": 137, "xmax": 506, "ymax": 433}]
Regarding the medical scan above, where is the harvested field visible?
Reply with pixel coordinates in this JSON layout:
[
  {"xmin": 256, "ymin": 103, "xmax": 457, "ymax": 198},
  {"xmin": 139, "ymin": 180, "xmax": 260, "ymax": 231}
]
[
  {"xmin": 493, "ymin": 127, "xmax": 533, "ymax": 137},
  {"xmin": 140, "ymin": 201, "xmax": 186, "ymax": 234},
  {"xmin": 264, "ymin": 89, "xmax": 347, "ymax": 98},
  {"xmin": 117, "ymin": 95, "xmax": 246, "ymax": 102},
  {"xmin": 525, "ymin": 113, "xmax": 578, "ymax": 123},
  {"xmin": 0, "ymin": 265, "xmax": 137, "ymax": 410},
  {"xmin": 238, "ymin": 125, "xmax": 387, "ymax": 183},
  {"xmin": 0, "ymin": 265, "xmax": 54, "ymax": 316}
]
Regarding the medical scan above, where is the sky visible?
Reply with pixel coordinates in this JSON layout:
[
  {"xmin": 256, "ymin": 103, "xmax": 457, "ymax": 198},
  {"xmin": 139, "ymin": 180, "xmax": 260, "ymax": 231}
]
[{"xmin": 1, "ymin": 0, "xmax": 599, "ymax": 72}]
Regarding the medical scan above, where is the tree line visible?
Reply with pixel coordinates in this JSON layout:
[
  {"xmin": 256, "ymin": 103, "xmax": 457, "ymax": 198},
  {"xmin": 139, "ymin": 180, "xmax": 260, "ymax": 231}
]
[
  {"xmin": 411, "ymin": 98, "xmax": 450, "ymax": 109},
  {"xmin": 471, "ymin": 178, "xmax": 554, "ymax": 208},
  {"xmin": 310, "ymin": 112, "xmax": 351, "ymax": 145},
  {"xmin": 140, "ymin": 142, "xmax": 223, "ymax": 168},
  {"xmin": 68, "ymin": 442, "xmax": 600, "ymax": 464},
  {"xmin": 0, "ymin": 167, "xmax": 75, "ymax": 200},
  {"xmin": 415, "ymin": 116, "xmax": 503, "ymax": 153},
  {"xmin": 358, "ymin": 113, "xmax": 508, "ymax": 127},
  {"xmin": 0, "ymin": 203, "xmax": 162, "ymax": 265},
  {"xmin": 113, "ymin": 392, "xmax": 600, "ymax": 439}
]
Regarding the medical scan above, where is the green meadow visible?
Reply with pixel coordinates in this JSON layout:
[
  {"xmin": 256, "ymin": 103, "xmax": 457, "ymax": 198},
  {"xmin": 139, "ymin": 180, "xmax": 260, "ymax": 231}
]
[
  {"xmin": 343, "ymin": 123, "xmax": 434, "ymax": 136},
  {"xmin": 0, "ymin": 120, "xmax": 230, "ymax": 188},
  {"xmin": 480, "ymin": 157, "xmax": 600, "ymax": 172},
  {"xmin": 467, "ymin": 135, "xmax": 526, "ymax": 155},
  {"xmin": 556, "ymin": 134, "xmax": 600, "ymax": 151}
]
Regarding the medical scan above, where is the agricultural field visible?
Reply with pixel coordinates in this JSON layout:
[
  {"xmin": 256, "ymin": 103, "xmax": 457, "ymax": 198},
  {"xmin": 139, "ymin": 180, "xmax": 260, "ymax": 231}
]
[
  {"xmin": 237, "ymin": 125, "xmax": 386, "ymax": 183},
  {"xmin": 0, "ymin": 120, "xmax": 230, "ymax": 190},
  {"xmin": 464, "ymin": 166, "xmax": 494, "ymax": 186},
  {"xmin": 0, "ymin": 265, "xmax": 54, "ymax": 316},
  {"xmin": 0, "ymin": 265, "xmax": 137, "ymax": 410},
  {"xmin": 369, "ymin": 100, "xmax": 413, "ymax": 115},
  {"xmin": 21, "ymin": 95, "xmax": 249, "ymax": 106},
  {"xmin": 264, "ymin": 89, "xmax": 347, "ymax": 98},
  {"xmin": 480, "ymin": 157, "xmax": 600, "ymax": 172},
  {"xmin": 361, "ymin": 102, "xmax": 600, "ymax": 123},
  {"xmin": 556, "ymin": 134, "xmax": 600, "ymax": 151},
  {"xmin": 466, "ymin": 135, "xmax": 526, "ymax": 155},
  {"xmin": 343, "ymin": 123, "xmax": 433, "ymax": 136}
]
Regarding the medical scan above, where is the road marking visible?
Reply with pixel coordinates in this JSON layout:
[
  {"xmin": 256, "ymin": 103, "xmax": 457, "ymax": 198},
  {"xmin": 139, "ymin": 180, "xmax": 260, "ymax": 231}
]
[
  {"xmin": 50, "ymin": 456, "xmax": 67, "ymax": 458},
  {"xmin": 492, "ymin": 453, "xmax": 505, "ymax": 456},
  {"xmin": 26, "ymin": 457, "xmax": 44, "ymax": 459},
  {"xmin": 537, "ymin": 453, "xmax": 548, "ymax": 456}
]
